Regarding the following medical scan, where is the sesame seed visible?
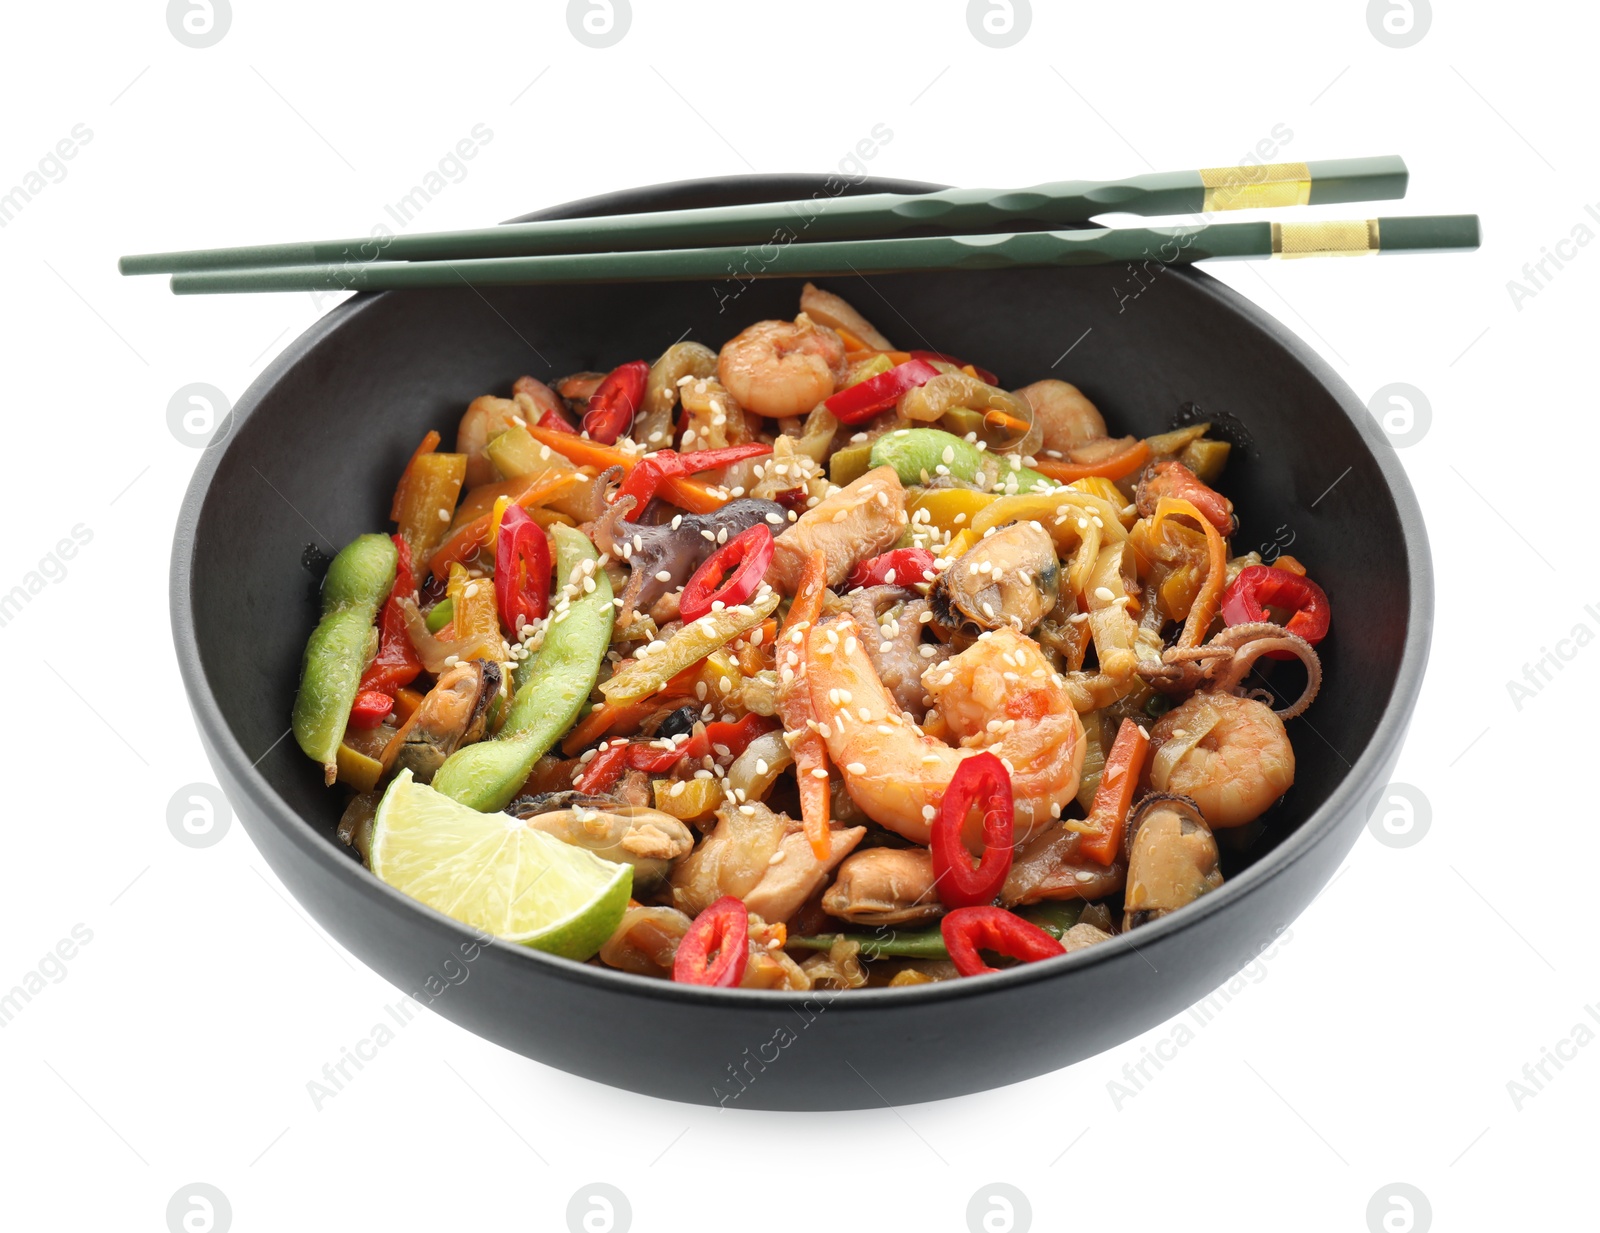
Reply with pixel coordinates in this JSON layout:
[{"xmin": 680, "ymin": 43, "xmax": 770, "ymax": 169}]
[
  {"xmin": 811, "ymin": 767, "xmax": 829, "ymax": 780},
  {"xmin": 847, "ymin": 762, "xmax": 867, "ymax": 774}
]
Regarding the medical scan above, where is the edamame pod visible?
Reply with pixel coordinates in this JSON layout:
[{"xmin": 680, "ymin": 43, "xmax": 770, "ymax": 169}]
[
  {"xmin": 431, "ymin": 524, "xmax": 614, "ymax": 812},
  {"xmin": 869, "ymin": 427, "xmax": 1057, "ymax": 496},
  {"xmin": 292, "ymin": 533, "xmax": 397, "ymax": 784}
]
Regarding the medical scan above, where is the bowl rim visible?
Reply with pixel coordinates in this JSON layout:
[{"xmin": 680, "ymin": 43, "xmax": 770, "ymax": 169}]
[{"xmin": 170, "ymin": 173, "xmax": 1433, "ymax": 1009}]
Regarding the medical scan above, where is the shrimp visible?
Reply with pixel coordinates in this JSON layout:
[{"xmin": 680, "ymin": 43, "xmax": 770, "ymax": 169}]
[
  {"xmin": 803, "ymin": 618, "xmax": 1084, "ymax": 848},
  {"xmin": 717, "ymin": 314, "xmax": 848, "ymax": 418},
  {"xmin": 1014, "ymin": 380, "xmax": 1107, "ymax": 454},
  {"xmin": 1146, "ymin": 692, "xmax": 1293, "ymax": 827}
]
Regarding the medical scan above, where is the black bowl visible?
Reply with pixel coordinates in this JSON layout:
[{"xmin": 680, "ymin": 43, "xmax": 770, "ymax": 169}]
[{"xmin": 172, "ymin": 175, "xmax": 1431, "ymax": 1110}]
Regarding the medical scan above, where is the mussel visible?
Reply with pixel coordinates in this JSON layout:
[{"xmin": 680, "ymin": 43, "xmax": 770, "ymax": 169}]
[
  {"xmin": 1121, "ymin": 792, "xmax": 1224, "ymax": 931},
  {"xmin": 929, "ymin": 520, "xmax": 1060, "ymax": 643}
]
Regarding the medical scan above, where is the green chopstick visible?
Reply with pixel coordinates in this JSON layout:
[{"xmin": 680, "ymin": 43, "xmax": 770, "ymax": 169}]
[
  {"xmin": 165, "ymin": 214, "xmax": 1479, "ymax": 295},
  {"xmin": 122, "ymin": 156, "xmax": 1407, "ymax": 275}
]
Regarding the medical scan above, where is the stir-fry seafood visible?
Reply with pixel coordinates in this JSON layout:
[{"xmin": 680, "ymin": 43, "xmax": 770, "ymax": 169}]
[{"xmin": 294, "ymin": 283, "xmax": 1330, "ymax": 989}]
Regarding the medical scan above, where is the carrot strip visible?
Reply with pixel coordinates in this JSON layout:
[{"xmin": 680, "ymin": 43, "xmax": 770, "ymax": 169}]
[
  {"xmin": 1153, "ymin": 496, "xmax": 1228, "ymax": 648},
  {"xmin": 1033, "ymin": 439, "xmax": 1150, "ymax": 484},
  {"xmin": 560, "ymin": 697, "xmax": 662, "ymax": 757},
  {"xmin": 659, "ymin": 475, "xmax": 729, "ymax": 514},
  {"xmin": 844, "ymin": 349, "xmax": 913, "ymax": 366},
  {"xmin": 525, "ymin": 424, "xmax": 640, "ymax": 471},
  {"xmin": 526, "ymin": 424, "xmax": 733, "ymax": 513},
  {"xmin": 1079, "ymin": 718, "xmax": 1150, "ymax": 864}
]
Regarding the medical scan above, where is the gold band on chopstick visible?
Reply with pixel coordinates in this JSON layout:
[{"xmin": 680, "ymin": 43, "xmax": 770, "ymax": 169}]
[
  {"xmin": 1270, "ymin": 219, "xmax": 1381, "ymax": 259},
  {"xmin": 1200, "ymin": 162, "xmax": 1312, "ymax": 212}
]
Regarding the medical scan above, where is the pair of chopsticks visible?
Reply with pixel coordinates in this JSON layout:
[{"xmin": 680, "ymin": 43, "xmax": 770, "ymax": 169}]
[{"xmin": 119, "ymin": 155, "xmax": 1479, "ymax": 294}]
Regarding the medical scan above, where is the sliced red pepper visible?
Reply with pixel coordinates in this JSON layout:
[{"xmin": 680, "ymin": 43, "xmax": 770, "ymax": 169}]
[
  {"xmin": 1221, "ymin": 564, "xmax": 1330, "ymax": 655},
  {"xmin": 680, "ymin": 713, "xmax": 778, "ymax": 764},
  {"xmin": 581, "ymin": 360, "xmax": 650, "ymax": 445},
  {"xmin": 941, "ymin": 906, "xmax": 1065, "ymax": 977},
  {"xmin": 1079, "ymin": 718, "xmax": 1151, "ymax": 865},
  {"xmin": 536, "ymin": 405, "xmax": 579, "ymax": 435},
  {"xmin": 674, "ymin": 895, "xmax": 749, "ymax": 987},
  {"xmin": 679, "ymin": 525, "xmax": 775, "ymax": 623},
  {"xmin": 909, "ymin": 350, "xmax": 998, "ymax": 386},
  {"xmin": 931, "ymin": 752, "xmax": 1015, "ymax": 909},
  {"xmin": 572, "ymin": 744, "xmax": 629, "ymax": 794},
  {"xmin": 571, "ymin": 732, "xmax": 709, "ymax": 794},
  {"xmin": 493, "ymin": 504, "xmax": 552, "ymax": 634},
  {"xmin": 615, "ymin": 443, "xmax": 772, "ymax": 512},
  {"xmin": 347, "ymin": 690, "xmax": 396, "ymax": 729},
  {"xmin": 845, "ymin": 547, "xmax": 937, "ymax": 592},
  {"xmin": 358, "ymin": 536, "xmax": 423, "ymax": 696},
  {"xmin": 823, "ymin": 358, "xmax": 941, "ymax": 425}
]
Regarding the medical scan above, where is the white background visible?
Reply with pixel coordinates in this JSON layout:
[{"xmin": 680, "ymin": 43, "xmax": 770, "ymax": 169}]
[{"xmin": 1, "ymin": 2, "xmax": 1592, "ymax": 1230}]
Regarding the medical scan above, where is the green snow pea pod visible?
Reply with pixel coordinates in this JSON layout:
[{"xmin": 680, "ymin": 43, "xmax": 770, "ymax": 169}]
[
  {"xmin": 431, "ymin": 523, "xmax": 613, "ymax": 813},
  {"xmin": 868, "ymin": 427, "xmax": 1057, "ymax": 496},
  {"xmin": 292, "ymin": 533, "xmax": 397, "ymax": 784}
]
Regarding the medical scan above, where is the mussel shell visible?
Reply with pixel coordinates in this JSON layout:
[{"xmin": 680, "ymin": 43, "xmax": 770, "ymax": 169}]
[{"xmin": 929, "ymin": 520, "xmax": 1060, "ymax": 643}]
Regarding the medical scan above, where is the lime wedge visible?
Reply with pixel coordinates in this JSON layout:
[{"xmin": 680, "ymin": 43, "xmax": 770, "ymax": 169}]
[{"xmin": 370, "ymin": 769, "xmax": 632, "ymax": 960}]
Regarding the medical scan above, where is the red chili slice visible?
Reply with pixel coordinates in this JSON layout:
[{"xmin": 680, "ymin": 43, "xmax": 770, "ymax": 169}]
[
  {"xmin": 673, "ymin": 895, "xmax": 749, "ymax": 987},
  {"xmin": 494, "ymin": 505, "xmax": 552, "ymax": 634},
  {"xmin": 613, "ymin": 443, "xmax": 772, "ymax": 511},
  {"xmin": 581, "ymin": 360, "xmax": 650, "ymax": 445},
  {"xmin": 941, "ymin": 906, "xmax": 1066, "ymax": 977},
  {"xmin": 931, "ymin": 752, "xmax": 1015, "ymax": 909},
  {"xmin": 679, "ymin": 525, "xmax": 775, "ymax": 623},
  {"xmin": 1220, "ymin": 564, "xmax": 1330, "ymax": 656},
  {"xmin": 823, "ymin": 358, "xmax": 941, "ymax": 425},
  {"xmin": 536, "ymin": 405, "xmax": 579, "ymax": 435},
  {"xmin": 358, "ymin": 535, "xmax": 423, "ymax": 696},
  {"xmin": 845, "ymin": 547, "xmax": 937, "ymax": 592},
  {"xmin": 347, "ymin": 690, "xmax": 396, "ymax": 729}
]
